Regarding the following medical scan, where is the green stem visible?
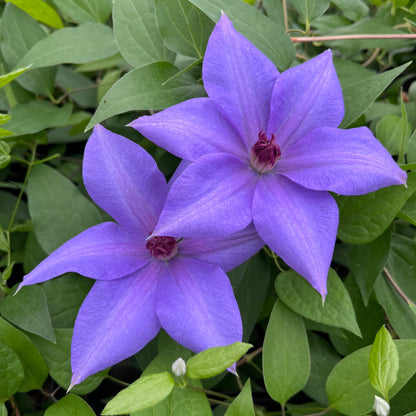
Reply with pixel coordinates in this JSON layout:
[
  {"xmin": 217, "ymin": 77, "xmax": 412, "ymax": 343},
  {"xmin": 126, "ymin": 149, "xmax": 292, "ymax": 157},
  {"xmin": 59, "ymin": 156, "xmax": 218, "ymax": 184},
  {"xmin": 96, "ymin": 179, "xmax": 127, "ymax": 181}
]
[
  {"xmin": 186, "ymin": 384, "xmax": 233, "ymax": 401},
  {"xmin": 106, "ymin": 375, "xmax": 130, "ymax": 387}
]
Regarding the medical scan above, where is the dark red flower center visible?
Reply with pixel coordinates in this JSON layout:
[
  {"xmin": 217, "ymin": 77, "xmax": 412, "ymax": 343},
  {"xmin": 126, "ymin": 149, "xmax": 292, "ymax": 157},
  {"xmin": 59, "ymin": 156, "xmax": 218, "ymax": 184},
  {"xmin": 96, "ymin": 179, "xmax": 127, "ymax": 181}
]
[
  {"xmin": 146, "ymin": 236, "xmax": 178, "ymax": 260},
  {"xmin": 250, "ymin": 130, "xmax": 281, "ymax": 173}
]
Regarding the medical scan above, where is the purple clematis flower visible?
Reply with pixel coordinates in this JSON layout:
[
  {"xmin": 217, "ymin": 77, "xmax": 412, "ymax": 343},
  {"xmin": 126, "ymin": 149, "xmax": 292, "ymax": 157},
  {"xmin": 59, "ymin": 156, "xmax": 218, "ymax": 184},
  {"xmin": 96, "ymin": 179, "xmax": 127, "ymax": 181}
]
[
  {"xmin": 130, "ymin": 14, "xmax": 407, "ymax": 296},
  {"xmin": 18, "ymin": 125, "xmax": 263, "ymax": 386}
]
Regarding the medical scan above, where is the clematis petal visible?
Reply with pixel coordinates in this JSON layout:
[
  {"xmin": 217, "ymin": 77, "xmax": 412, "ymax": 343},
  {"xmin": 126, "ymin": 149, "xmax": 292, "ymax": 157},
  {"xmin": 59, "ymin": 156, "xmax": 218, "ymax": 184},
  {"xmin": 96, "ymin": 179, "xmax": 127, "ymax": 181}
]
[
  {"xmin": 279, "ymin": 126, "xmax": 407, "ymax": 195},
  {"xmin": 153, "ymin": 153, "xmax": 257, "ymax": 238},
  {"xmin": 253, "ymin": 174, "xmax": 338, "ymax": 296},
  {"xmin": 180, "ymin": 223, "xmax": 264, "ymax": 272},
  {"xmin": 268, "ymin": 50, "xmax": 344, "ymax": 152},
  {"xmin": 84, "ymin": 125, "xmax": 168, "ymax": 239},
  {"xmin": 70, "ymin": 262, "xmax": 164, "ymax": 386},
  {"xmin": 18, "ymin": 222, "xmax": 150, "ymax": 288},
  {"xmin": 129, "ymin": 98, "xmax": 248, "ymax": 161},
  {"xmin": 203, "ymin": 14, "xmax": 278, "ymax": 146},
  {"xmin": 156, "ymin": 257, "xmax": 242, "ymax": 353}
]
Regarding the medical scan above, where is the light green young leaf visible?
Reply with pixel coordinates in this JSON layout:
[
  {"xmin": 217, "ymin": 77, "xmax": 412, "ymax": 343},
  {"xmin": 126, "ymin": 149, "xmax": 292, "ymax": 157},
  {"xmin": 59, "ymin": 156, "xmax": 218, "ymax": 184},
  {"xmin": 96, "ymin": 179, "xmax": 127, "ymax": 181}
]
[
  {"xmin": 376, "ymin": 114, "xmax": 410, "ymax": 156},
  {"xmin": 0, "ymin": 317, "xmax": 48, "ymax": 392},
  {"xmin": 276, "ymin": 269, "xmax": 361, "ymax": 336},
  {"xmin": 291, "ymin": 0, "xmax": 330, "ymax": 30},
  {"xmin": 188, "ymin": 0, "xmax": 295, "ymax": 70},
  {"xmin": 113, "ymin": 0, "xmax": 175, "ymax": 68},
  {"xmin": 44, "ymin": 394, "xmax": 95, "ymax": 416},
  {"xmin": 0, "ymin": 65, "xmax": 32, "ymax": 89},
  {"xmin": 0, "ymin": 115, "xmax": 11, "ymax": 126},
  {"xmin": 1, "ymin": 4, "xmax": 56, "ymax": 96},
  {"xmin": 0, "ymin": 226, "xmax": 8, "ymax": 252},
  {"xmin": 327, "ymin": 339, "xmax": 416, "ymax": 415},
  {"xmin": 155, "ymin": 0, "xmax": 214, "ymax": 58},
  {"xmin": 187, "ymin": 342, "xmax": 252, "ymax": 379},
  {"xmin": 263, "ymin": 300, "xmax": 310, "ymax": 405},
  {"xmin": 336, "ymin": 171, "xmax": 416, "ymax": 244},
  {"xmin": 0, "ymin": 142, "xmax": 11, "ymax": 169},
  {"xmin": 0, "ymin": 285, "xmax": 55, "ymax": 342},
  {"xmin": 225, "ymin": 379, "xmax": 255, "ymax": 416},
  {"xmin": 18, "ymin": 23, "xmax": 118, "ymax": 68},
  {"xmin": 52, "ymin": 0, "xmax": 112, "ymax": 24},
  {"xmin": 369, "ymin": 326, "xmax": 399, "ymax": 399},
  {"xmin": 5, "ymin": 0, "xmax": 63, "ymax": 28},
  {"xmin": 27, "ymin": 164, "xmax": 102, "ymax": 254},
  {"xmin": 102, "ymin": 373, "xmax": 175, "ymax": 415},
  {"xmin": 0, "ymin": 341, "xmax": 25, "ymax": 399},
  {"xmin": 340, "ymin": 62, "xmax": 411, "ymax": 128},
  {"xmin": 0, "ymin": 403, "xmax": 7, "ymax": 416},
  {"xmin": 87, "ymin": 62, "xmax": 204, "ymax": 129}
]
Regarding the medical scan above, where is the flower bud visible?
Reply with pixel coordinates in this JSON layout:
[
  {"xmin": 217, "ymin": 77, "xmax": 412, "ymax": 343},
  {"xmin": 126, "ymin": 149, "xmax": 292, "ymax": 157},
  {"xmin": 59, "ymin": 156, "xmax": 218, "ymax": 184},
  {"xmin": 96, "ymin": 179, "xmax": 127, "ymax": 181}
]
[
  {"xmin": 172, "ymin": 357, "xmax": 187, "ymax": 377},
  {"xmin": 373, "ymin": 395, "xmax": 390, "ymax": 416}
]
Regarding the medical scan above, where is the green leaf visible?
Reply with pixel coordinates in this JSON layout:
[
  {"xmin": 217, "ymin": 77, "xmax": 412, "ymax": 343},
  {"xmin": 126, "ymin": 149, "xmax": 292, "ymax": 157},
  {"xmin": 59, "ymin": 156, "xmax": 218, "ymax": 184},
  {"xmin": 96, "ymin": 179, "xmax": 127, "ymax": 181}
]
[
  {"xmin": 18, "ymin": 23, "xmax": 118, "ymax": 68},
  {"xmin": 44, "ymin": 394, "xmax": 95, "ymax": 416},
  {"xmin": 0, "ymin": 65, "xmax": 32, "ymax": 89},
  {"xmin": 188, "ymin": 0, "xmax": 295, "ymax": 70},
  {"xmin": 398, "ymin": 189, "xmax": 416, "ymax": 226},
  {"xmin": 31, "ymin": 328, "xmax": 106, "ymax": 394},
  {"xmin": 228, "ymin": 252, "xmax": 271, "ymax": 341},
  {"xmin": 187, "ymin": 342, "xmax": 252, "ymax": 379},
  {"xmin": 376, "ymin": 114, "xmax": 411, "ymax": 156},
  {"xmin": 27, "ymin": 164, "xmax": 102, "ymax": 254},
  {"xmin": 113, "ymin": 0, "xmax": 175, "ymax": 68},
  {"xmin": 350, "ymin": 229, "xmax": 391, "ymax": 305},
  {"xmin": 0, "ymin": 341, "xmax": 25, "ymax": 399},
  {"xmin": 42, "ymin": 274, "xmax": 93, "ymax": 328},
  {"xmin": 340, "ymin": 62, "xmax": 411, "ymax": 128},
  {"xmin": 0, "ymin": 285, "xmax": 55, "ymax": 342},
  {"xmin": 0, "ymin": 115, "xmax": 11, "ymax": 126},
  {"xmin": 303, "ymin": 333, "xmax": 341, "ymax": 406},
  {"xmin": 327, "ymin": 339, "xmax": 416, "ymax": 415},
  {"xmin": 374, "ymin": 234, "xmax": 416, "ymax": 339},
  {"xmin": 5, "ymin": 0, "xmax": 64, "ymax": 28},
  {"xmin": 1, "ymin": 4, "xmax": 56, "ymax": 96},
  {"xmin": 263, "ymin": 300, "xmax": 310, "ymax": 404},
  {"xmin": 225, "ymin": 379, "xmax": 255, "ymax": 416},
  {"xmin": 0, "ymin": 403, "xmax": 7, "ymax": 416},
  {"xmin": 336, "ymin": 171, "xmax": 416, "ymax": 244},
  {"xmin": 102, "ymin": 373, "xmax": 175, "ymax": 415},
  {"xmin": 369, "ymin": 326, "xmax": 399, "ymax": 399},
  {"xmin": 87, "ymin": 62, "xmax": 204, "ymax": 129},
  {"xmin": 276, "ymin": 269, "xmax": 361, "ymax": 336},
  {"xmin": 52, "ymin": 0, "xmax": 112, "ymax": 24},
  {"xmin": 0, "ymin": 316, "xmax": 48, "ymax": 391},
  {"xmin": 0, "ymin": 226, "xmax": 8, "ymax": 252},
  {"xmin": 155, "ymin": 0, "xmax": 214, "ymax": 58},
  {"xmin": 331, "ymin": 0, "xmax": 369, "ymax": 21},
  {"xmin": 291, "ymin": 0, "xmax": 329, "ymax": 30},
  {"xmin": 2, "ymin": 101, "xmax": 72, "ymax": 136}
]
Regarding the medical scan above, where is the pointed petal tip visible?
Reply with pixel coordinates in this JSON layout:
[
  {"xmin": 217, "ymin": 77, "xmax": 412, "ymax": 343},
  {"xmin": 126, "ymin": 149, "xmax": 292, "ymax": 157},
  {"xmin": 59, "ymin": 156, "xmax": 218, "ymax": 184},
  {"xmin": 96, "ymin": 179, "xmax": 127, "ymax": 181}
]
[{"xmin": 14, "ymin": 282, "xmax": 24, "ymax": 296}]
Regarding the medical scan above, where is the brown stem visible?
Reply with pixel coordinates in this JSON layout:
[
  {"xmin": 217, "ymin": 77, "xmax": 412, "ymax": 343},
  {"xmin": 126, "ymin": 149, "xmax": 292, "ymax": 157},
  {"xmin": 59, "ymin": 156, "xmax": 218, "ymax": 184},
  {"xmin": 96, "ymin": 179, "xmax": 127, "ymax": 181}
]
[
  {"xmin": 291, "ymin": 34, "xmax": 416, "ymax": 42},
  {"xmin": 384, "ymin": 267, "xmax": 416, "ymax": 307},
  {"xmin": 282, "ymin": 0, "xmax": 289, "ymax": 33},
  {"xmin": 362, "ymin": 47, "xmax": 381, "ymax": 67}
]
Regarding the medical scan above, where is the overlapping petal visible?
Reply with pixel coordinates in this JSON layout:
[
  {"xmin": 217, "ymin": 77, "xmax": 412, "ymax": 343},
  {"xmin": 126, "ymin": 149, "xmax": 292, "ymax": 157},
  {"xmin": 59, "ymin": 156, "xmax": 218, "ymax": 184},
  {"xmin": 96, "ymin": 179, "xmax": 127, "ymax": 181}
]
[
  {"xmin": 203, "ymin": 14, "xmax": 278, "ymax": 146},
  {"xmin": 129, "ymin": 98, "xmax": 247, "ymax": 161},
  {"xmin": 70, "ymin": 262, "xmax": 164, "ymax": 386},
  {"xmin": 268, "ymin": 50, "xmax": 344, "ymax": 152},
  {"xmin": 156, "ymin": 257, "xmax": 242, "ymax": 353},
  {"xmin": 19, "ymin": 222, "xmax": 149, "ymax": 288},
  {"xmin": 154, "ymin": 154, "xmax": 257, "ymax": 238},
  {"xmin": 278, "ymin": 126, "xmax": 407, "ymax": 195},
  {"xmin": 253, "ymin": 175, "xmax": 339, "ymax": 296},
  {"xmin": 179, "ymin": 223, "xmax": 264, "ymax": 272},
  {"xmin": 83, "ymin": 125, "xmax": 168, "ymax": 238}
]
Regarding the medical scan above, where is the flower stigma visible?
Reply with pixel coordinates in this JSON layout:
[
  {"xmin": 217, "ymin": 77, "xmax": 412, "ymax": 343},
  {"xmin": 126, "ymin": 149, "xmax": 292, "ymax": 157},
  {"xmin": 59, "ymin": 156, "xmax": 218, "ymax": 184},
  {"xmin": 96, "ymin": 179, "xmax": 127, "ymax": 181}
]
[
  {"xmin": 146, "ymin": 236, "xmax": 178, "ymax": 260},
  {"xmin": 250, "ymin": 130, "xmax": 281, "ymax": 173}
]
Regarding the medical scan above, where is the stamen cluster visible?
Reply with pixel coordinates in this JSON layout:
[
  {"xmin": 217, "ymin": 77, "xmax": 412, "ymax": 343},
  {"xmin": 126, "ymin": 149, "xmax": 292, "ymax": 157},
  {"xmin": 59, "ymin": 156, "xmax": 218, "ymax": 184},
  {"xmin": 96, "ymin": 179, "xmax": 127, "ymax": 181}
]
[
  {"xmin": 146, "ymin": 236, "xmax": 178, "ymax": 260},
  {"xmin": 250, "ymin": 130, "xmax": 281, "ymax": 173}
]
